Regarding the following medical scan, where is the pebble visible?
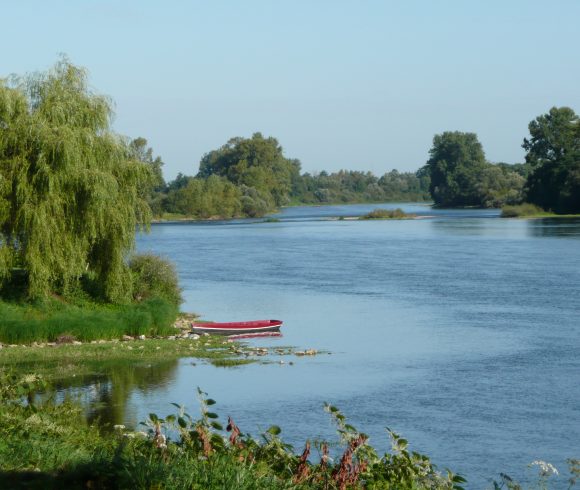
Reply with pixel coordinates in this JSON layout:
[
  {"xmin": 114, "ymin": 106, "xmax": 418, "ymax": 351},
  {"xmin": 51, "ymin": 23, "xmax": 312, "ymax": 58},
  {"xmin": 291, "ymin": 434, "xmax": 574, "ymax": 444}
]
[
  {"xmin": 138, "ymin": 335, "xmax": 146, "ymax": 340},
  {"xmin": 122, "ymin": 335, "xmax": 133, "ymax": 341}
]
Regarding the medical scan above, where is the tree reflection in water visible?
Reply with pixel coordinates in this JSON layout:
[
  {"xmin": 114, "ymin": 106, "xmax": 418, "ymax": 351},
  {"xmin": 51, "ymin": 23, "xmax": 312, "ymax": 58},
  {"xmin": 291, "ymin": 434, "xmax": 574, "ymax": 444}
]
[{"xmin": 50, "ymin": 359, "xmax": 179, "ymax": 430}]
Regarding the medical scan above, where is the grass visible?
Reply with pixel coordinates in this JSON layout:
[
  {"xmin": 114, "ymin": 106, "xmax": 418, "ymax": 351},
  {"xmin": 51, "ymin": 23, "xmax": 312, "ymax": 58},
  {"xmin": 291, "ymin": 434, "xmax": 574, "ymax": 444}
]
[
  {"xmin": 501, "ymin": 203, "xmax": 580, "ymax": 218},
  {"xmin": 0, "ymin": 374, "xmax": 467, "ymax": 490},
  {"xmin": 359, "ymin": 208, "xmax": 417, "ymax": 220},
  {"xmin": 0, "ymin": 298, "xmax": 178, "ymax": 345},
  {"xmin": 0, "ymin": 337, "xmax": 257, "ymax": 381}
]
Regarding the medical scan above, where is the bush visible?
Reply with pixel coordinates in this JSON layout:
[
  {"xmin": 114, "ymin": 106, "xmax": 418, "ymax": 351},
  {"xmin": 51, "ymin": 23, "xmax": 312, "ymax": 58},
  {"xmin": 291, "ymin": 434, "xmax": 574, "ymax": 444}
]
[
  {"xmin": 500, "ymin": 203, "xmax": 546, "ymax": 218},
  {"xmin": 129, "ymin": 254, "xmax": 182, "ymax": 306},
  {"xmin": 360, "ymin": 208, "xmax": 415, "ymax": 220}
]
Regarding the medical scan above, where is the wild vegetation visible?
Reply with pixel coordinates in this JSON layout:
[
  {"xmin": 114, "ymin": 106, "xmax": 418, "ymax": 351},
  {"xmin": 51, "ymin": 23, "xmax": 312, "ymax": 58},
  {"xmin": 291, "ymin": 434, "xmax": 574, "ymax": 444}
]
[
  {"xmin": 0, "ymin": 373, "xmax": 467, "ymax": 489},
  {"xmin": 522, "ymin": 107, "xmax": 580, "ymax": 214},
  {"xmin": 500, "ymin": 203, "xmax": 550, "ymax": 218},
  {"xmin": 360, "ymin": 208, "xmax": 416, "ymax": 220},
  {"xmin": 0, "ymin": 60, "xmax": 182, "ymax": 343},
  {"xmin": 420, "ymin": 107, "xmax": 580, "ymax": 214}
]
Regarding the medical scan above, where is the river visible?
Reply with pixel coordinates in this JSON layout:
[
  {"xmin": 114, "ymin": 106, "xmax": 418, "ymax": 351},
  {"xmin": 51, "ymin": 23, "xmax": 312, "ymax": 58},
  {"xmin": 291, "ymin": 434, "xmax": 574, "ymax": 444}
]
[{"xmin": 127, "ymin": 203, "xmax": 579, "ymax": 487}]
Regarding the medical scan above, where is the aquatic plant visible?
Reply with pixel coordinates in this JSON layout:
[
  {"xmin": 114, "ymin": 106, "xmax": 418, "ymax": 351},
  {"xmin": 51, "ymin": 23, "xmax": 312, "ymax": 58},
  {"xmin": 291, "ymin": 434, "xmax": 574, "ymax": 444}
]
[{"xmin": 360, "ymin": 208, "xmax": 416, "ymax": 220}]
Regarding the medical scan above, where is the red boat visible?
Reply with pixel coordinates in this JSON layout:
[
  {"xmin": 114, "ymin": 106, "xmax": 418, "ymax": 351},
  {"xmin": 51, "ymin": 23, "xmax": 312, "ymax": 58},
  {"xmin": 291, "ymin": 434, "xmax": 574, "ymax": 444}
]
[{"xmin": 191, "ymin": 319, "xmax": 283, "ymax": 336}]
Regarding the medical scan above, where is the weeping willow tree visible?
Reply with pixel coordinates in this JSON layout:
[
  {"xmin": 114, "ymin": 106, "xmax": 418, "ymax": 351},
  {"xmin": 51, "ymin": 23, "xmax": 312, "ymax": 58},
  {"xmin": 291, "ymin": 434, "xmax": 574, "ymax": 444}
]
[{"xmin": 0, "ymin": 59, "xmax": 152, "ymax": 302}]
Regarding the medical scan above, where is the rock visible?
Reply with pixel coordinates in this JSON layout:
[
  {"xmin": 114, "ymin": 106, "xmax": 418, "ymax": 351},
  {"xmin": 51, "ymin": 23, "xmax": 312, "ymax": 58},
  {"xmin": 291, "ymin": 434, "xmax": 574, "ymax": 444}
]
[
  {"xmin": 72, "ymin": 341, "xmax": 82, "ymax": 345},
  {"xmin": 279, "ymin": 360, "xmax": 284, "ymax": 364},
  {"xmin": 126, "ymin": 346, "xmax": 133, "ymax": 350},
  {"xmin": 202, "ymin": 333, "xmax": 210, "ymax": 337},
  {"xmin": 98, "ymin": 340, "xmax": 107, "ymax": 344},
  {"xmin": 90, "ymin": 340, "xmax": 97, "ymax": 344},
  {"xmin": 122, "ymin": 335, "xmax": 133, "ymax": 341},
  {"xmin": 167, "ymin": 336, "xmax": 176, "ymax": 340},
  {"xmin": 190, "ymin": 334, "xmax": 200, "ymax": 340},
  {"xmin": 138, "ymin": 335, "xmax": 146, "ymax": 340}
]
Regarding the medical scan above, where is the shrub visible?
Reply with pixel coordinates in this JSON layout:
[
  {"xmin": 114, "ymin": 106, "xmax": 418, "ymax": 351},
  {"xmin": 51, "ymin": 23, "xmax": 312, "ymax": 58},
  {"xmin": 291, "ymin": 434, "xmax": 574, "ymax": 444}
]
[
  {"xmin": 360, "ymin": 208, "xmax": 415, "ymax": 220},
  {"xmin": 129, "ymin": 254, "xmax": 182, "ymax": 306},
  {"xmin": 500, "ymin": 203, "xmax": 546, "ymax": 218}
]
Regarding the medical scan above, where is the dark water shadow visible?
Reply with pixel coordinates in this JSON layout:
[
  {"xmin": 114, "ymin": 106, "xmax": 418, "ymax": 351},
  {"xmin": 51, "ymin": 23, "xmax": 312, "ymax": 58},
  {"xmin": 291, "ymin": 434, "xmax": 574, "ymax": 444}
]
[{"xmin": 526, "ymin": 218, "xmax": 580, "ymax": 238}]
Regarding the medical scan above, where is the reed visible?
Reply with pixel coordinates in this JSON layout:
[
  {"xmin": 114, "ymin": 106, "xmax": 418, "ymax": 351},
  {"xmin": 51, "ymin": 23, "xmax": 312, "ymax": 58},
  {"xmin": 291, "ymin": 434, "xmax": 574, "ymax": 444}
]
[{"xmin": 0, "ymin": 298, "xmax": 177, "ymax": 344}]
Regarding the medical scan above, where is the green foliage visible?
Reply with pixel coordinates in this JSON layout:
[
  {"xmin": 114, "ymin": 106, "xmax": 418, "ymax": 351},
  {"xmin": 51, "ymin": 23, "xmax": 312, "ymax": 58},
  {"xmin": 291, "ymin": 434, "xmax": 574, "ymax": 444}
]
[
  {"xmin": 0, "ymin": 298, "xmax": 177, "ymax": 344},
  {"xmin": 130, "ymin": 137, "xmax": 166, "ymax": 216},
  {"xmin": 129, "ymin": 253, "xmax": 182, "ymax": 306},
  {"xmin": 0, "ymin": 59, "xmax": 152, "ymax": 302},
  {"xmin": 422, "ymin": 132, "xmax": 526, "ymax": 208},
  {"xmin": 360, "ymin": 208, "xmax": 415, "ymax": 220},
  {"xmin": 290, "ymin": 169, "xmax": 431, "ymax": 205},
  {"xmin": 164, "ymin": 174, "xmax": 242, "ymax": 218},
  {"xmin": 523, "ymin": 107, "xmax": 580, "ymax": 214},
  {"xmin": 198, "ymin": 132, "xmax": 300, "ymax": 209},
  {"xmin": 500, "ymin": 203, "xmax": 547, "ymax": 218}
]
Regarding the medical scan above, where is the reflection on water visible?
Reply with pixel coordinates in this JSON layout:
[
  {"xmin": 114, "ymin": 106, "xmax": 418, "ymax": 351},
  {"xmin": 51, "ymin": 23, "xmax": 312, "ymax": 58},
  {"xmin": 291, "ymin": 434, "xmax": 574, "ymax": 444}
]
[
  {"xmin": 527, "ymin": 217, "xmax": 580, "ymax": 238},
  {"xmin": 52, "ymin": 360, "xmax": 179, "ymax": 429}
]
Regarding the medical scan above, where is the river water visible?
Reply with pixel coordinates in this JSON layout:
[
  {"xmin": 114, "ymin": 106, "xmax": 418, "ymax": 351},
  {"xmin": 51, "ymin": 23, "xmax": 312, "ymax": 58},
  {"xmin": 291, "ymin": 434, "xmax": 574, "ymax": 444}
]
[{"xmin": 129, "ymin": 203, "xmax": 579, "ymax": 487}]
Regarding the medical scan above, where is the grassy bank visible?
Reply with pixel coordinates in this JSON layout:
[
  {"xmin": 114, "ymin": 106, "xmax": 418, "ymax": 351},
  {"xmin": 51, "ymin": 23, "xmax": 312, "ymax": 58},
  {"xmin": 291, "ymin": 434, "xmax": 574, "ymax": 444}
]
[
  {"xmin": 0, "ymin": 298, "xmax": 178, "ymax": 345},
  {"xmin": 501, "ymin": 203, "xmax": 580, "ymax": 218},
  {"xmin": 0, "ymin": 336, "xmax": 258, "ymax": 380},
  {"xmin": 0, "ymin": 374, "xmax": 466, "ymax": 489}
]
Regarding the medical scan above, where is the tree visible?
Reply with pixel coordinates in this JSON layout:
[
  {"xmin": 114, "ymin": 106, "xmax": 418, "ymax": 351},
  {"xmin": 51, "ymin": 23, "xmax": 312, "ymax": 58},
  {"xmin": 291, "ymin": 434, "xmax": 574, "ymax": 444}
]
[
  {"xmin": 423, "ymin": 131, "xmax": 488, "ymax": 207},
  {"xmin": 523, "ymin": 107, "xmax": 580, "ymax": 213},
  {"xmin": 197, "ymin": 133, "xmax": 299, "ymax": 208},
  {"xmin": 0, "ymin": 59, "xmax": 152, "ymax": 301},
  {"xmin": 130, "ymin": 137, "xmax": 166, "ymax": 216}
]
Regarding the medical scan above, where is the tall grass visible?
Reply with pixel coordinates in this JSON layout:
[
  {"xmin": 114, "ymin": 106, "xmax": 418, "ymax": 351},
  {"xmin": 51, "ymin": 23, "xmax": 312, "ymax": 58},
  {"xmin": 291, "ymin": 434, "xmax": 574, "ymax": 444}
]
[
  {"xmin": 500, "ymin": 203, "xmax": 547, "ymax": 217},
  {"xmin": 0, "ymin": 298, "xmax": 177, "ymax": 344}
]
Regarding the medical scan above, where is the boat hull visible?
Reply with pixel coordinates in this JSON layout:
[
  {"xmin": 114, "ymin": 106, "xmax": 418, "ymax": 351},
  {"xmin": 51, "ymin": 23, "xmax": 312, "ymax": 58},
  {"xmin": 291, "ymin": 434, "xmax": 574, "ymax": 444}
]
[{"xmin": 191, "ymin": 319, "xmax": 283, "ymax": 336}]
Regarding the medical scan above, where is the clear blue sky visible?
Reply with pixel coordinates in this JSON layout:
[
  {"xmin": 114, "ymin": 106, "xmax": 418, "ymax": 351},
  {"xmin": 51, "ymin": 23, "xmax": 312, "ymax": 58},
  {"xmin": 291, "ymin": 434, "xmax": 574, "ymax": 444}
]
[{"xmin": 2, "ymin": 1, "xmax": 579, "ymax": 179}]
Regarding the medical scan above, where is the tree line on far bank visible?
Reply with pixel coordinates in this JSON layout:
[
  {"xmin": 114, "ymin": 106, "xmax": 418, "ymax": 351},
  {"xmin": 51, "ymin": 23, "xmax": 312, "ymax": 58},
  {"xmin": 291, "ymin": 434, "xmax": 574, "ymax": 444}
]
[
  {"xmin": 140, "ymin": 107, "xmax": 580, "ymax": 220},
  {"xmin": 139, "ymin": 134, "xmax": 432, "ymax": 220},
  {"xmin": 422, "ymin": 107, "xmax": 580, "ymax": 214}
]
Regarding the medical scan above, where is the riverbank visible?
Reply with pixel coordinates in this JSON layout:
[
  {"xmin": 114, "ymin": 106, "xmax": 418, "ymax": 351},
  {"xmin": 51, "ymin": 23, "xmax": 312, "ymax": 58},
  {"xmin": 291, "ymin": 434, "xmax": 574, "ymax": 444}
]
[
  {"xmin": 0, "ymin": 311, "xmax": 325, "ymax": 379},
  {"xmin": 501, "ymin": 203, "xmax": 580, "ymax": 218},
  {"xmin": 0, "ymin": 372, "xmax": 464, "ymax": 490}
]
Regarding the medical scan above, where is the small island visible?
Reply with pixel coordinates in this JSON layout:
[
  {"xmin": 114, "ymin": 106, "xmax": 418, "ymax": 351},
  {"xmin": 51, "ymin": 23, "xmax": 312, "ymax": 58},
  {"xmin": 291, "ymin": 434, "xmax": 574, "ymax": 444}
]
[{"xmin": 359, "ymin": 208, "xmax": 417, "ymax": 220}]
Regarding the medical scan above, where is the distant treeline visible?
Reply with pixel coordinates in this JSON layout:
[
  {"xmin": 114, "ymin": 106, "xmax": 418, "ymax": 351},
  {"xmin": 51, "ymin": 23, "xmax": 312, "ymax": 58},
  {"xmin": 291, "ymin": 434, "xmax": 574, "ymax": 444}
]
[
  {"xmin": 137, "ymin": 106, "xmax": 580, "ymax": 219},
  {"xmin": 137, "ymin": 133, "xmax": 432, "ymax": 219},
  {"xmin": 421, "ymin": 106, "xmax": 580, "ymax": 213}
]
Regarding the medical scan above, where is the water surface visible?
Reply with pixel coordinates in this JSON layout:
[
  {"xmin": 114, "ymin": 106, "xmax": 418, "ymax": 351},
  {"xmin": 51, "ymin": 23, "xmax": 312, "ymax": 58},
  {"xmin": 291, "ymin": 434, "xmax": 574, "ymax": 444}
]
[{"xmin": 115, "ymin": 204, "xmax": 579, "ymax": 486}]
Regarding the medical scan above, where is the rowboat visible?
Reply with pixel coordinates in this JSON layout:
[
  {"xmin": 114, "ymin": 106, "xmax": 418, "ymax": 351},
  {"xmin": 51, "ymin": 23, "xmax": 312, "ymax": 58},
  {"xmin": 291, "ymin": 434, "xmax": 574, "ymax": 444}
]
[{"xmin": 191, "ymin": 319, "xmax": 283, "ymax": 336}]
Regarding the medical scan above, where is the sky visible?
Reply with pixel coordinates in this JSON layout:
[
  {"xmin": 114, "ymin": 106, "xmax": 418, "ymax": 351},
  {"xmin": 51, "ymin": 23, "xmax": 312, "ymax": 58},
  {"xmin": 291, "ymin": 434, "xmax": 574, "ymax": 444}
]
[{"xmin": 2, "ymin": 0, "xmax": 580, "ymax": 180}]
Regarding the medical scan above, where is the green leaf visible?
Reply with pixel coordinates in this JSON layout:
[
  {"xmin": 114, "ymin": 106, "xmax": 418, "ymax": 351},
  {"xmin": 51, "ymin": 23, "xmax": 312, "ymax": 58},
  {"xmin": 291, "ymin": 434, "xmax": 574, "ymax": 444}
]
[
  {"xmin": 210, "ymin": 421, "xmax": 223, "ymax": 431},
  {"xmin": 177, "ymin": 417, "xmax": 187, "ymax": 428},
  {"xmin": 206, "ymin": 399, "xmax": 216, "ymax": 406},
  {"xmin": 206, "ymin": 412, "xmax": 218, "ymax": 419},
  {"xmin": 267, "ymin": 425, "xmax": 281, "ymax": 436}
]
